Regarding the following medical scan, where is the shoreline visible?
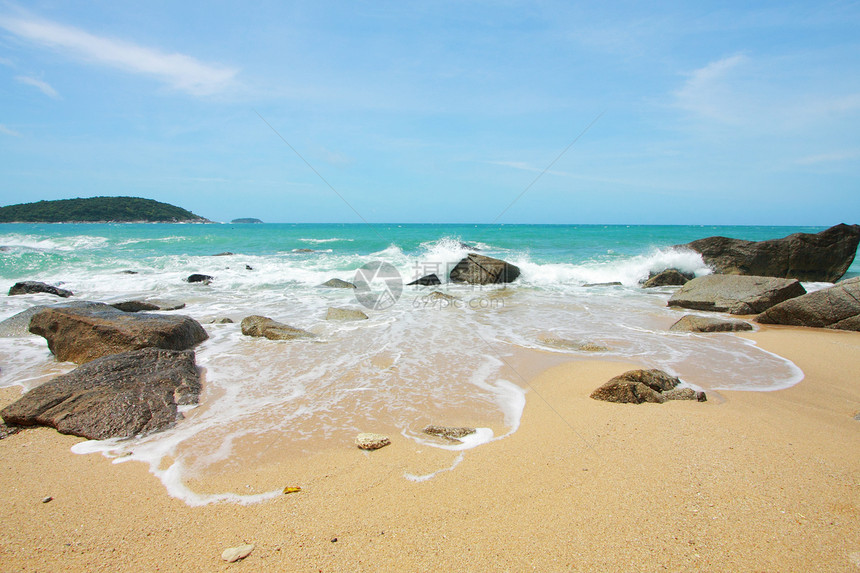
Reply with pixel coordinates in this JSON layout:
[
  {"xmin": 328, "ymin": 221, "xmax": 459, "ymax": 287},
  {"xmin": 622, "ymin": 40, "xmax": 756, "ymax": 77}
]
[{"xmin": 1, "ymin": 326, "xmax": 859, "ymax": 570}]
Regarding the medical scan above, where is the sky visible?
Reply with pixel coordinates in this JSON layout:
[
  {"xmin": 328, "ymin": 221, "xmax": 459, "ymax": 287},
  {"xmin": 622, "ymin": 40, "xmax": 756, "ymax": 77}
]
[{"xmin": 1, "ymin": 1, "xmax": 858, "ymax": 225}]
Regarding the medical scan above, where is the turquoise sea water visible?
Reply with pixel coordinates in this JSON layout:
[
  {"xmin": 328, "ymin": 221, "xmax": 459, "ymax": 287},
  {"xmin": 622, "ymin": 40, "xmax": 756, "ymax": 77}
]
[{"xmin": 0, "ymin": 223, "xmax": 853, "ymax": 504}]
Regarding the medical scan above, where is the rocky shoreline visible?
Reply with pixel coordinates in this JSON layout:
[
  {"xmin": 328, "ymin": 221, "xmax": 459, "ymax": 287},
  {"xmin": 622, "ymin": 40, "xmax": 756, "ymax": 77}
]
[{"xmin": 1, "ymin": 225, "xmax": 858, "ymax": 445}]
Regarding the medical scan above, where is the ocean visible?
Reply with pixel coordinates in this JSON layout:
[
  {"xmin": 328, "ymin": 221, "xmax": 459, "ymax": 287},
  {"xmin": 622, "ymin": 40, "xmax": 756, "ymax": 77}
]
[{"xmin": 1, "ymin": 223, "xmax": 853, "ymax": 504}]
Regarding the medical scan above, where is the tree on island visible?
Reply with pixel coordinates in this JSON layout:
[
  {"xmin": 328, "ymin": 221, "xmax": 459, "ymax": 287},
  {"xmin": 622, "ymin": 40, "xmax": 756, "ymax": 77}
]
[{"xmin": 0, "ymin": 197, "xmax": 210, "ymax": 223}]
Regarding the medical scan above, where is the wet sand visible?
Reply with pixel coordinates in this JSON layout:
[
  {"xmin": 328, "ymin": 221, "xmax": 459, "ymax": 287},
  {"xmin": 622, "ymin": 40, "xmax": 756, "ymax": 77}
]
[{"xmin": 1, "ymin": 326, "xmax": 858, "ymax": 571}]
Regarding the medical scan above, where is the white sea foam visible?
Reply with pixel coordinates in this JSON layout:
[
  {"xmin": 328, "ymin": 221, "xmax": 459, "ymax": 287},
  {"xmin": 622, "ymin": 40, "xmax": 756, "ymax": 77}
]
[{"xmin": 299, "ymin": 237, "xmax": 354, "ymax": 243}]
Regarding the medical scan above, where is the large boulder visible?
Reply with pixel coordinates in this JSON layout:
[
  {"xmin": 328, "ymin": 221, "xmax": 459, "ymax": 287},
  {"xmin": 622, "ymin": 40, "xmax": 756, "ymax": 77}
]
[
  {"xmin": 755, "ymin": 277, "xmax": 860, "ymax": 330},
  {"xmin": 240, "ymin": 315, "xmax": 316, "ymax": 340},
  {"xmin": 0, "ymin": 348, "xmax": 201, "ymax": 440},
  {"xmin": 679, "ymin": 224, "xmax": 860, "ymax": 282},
  {"xmin": 8, "ymin": 281, "xmax": 73, "ymax": 298},
  {"xmin": 668, "ymin": 315, "xmax": 754, "ymax": 333},
  {"xmin": 667, "ymin": 275, "xmax": 806, "ymax": 315},
  {"xmin": 449, "ymin": 254, "xmax": 520, "ymax": 285},
  {"xmin": 28, "ymin": 303, "xmax": 208, "ymax": 364}
]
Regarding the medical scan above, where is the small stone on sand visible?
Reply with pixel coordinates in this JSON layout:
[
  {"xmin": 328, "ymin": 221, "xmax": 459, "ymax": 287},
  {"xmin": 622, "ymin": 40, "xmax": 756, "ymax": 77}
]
[
  {"xmin": 355, "ymin": 433, "xmax": 390, "ymax": 450},
  {"xmin": 221, "ymin": 543, "xmax": 254, "ymax": 563}
]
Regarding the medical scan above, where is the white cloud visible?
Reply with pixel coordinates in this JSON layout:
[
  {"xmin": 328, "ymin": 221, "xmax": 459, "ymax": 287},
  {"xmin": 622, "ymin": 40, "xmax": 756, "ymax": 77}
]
[
  {"xmin": 0, "ymin": 14, "xmax": 238, "ymax": 96},
  {"xmin": 673, "ymin": 54, "xmax": 749, "ymax": 123},
  {"xmin": 0, "ymin": 124, "xmax": 21, "ymax": 136},
  {"xmin": 15, "ymin": 75, "xmax": 60, "ymax": 99}
]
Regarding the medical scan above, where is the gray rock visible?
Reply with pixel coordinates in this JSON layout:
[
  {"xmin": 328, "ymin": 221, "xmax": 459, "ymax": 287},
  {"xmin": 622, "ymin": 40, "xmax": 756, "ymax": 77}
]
[
  {"xmin": 669, "ymin": 315, "xmax": 754, "ymax": 333},
  {"xmin": 110, "ymin": 299, "xmax": 185, "ymax": 312},
  {"xmin": 355, "ymin": 432, "xmax": 390, "ymax": 450},
  {"xmin": 755, "ymin": 277, "xmax": 860, "ymax": 330},
  {"xmin": 0, "ymin": 348, "xmax": 201, "ymax": 440},
  {"xmin": 319, "ymin": 278, "xmax": 356, "ymax": 289},
  {"xmin": 590, "ymin": 369, "xmax": 682, "ymax": 404},
  {"xmin": 679, "ymin": 224, "xmax": 860, "ymax": 282},
  {"xmin": 643, "ymin": 269, "xmax": 693, "ymax": 288},
  {"xmin": 240, "ymin": 315, "xmax": 316, "ymax": 340},
  {"xmin": 325, "ymin": 307, "xmax": 368, "ymax": 321},
  {"xmin": 28, "ymin": 303, "xmax": 208, "ymax": 364},
  {"xmin": 8, "ymin": 281, "xmax": 73, "ymax": 298},
  {"xmin": 408, "ymin": 274, "xmax": 442, "ymax": 286},
  {"xmin": 667, "ymin": 275, "xmax": 806, "ymax": 315},
  {"xmin": 449, "ymin": 254, "xmax": 521, "ymax": 285}
]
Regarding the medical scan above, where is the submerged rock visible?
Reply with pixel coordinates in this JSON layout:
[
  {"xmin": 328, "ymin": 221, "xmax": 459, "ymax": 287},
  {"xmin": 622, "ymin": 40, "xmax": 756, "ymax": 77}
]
[
  {"xmin": 667, "ymin": 275, "xmax": 805, "ymax": 315},
  {"xmin": 185, "ymin": 274, "xmax": 213, "ymax": 284},
  {"xmin": 325, "ymin": 307, "xmax": 368, "ymax": 321},
  {"xmin": 29, "ymin": 303, "xmax": 208, "ymax": 364},
  {"xmin": 8, "ymin": 281, "xmax": 73, "ymax": 298},
  {"xmin": 755, "ymin": 277, "xmax": 860, "ymax": 330},
  {"xmin": 0, "ymin": 348, "xmax": 201, "ymax": 440},
  {"xmin": 537, "ymin": 335, "xmax": 609, "ymax": 352},
  {"xmin": 240, "ymin": 315, "xmax": 316, "ymax": 340},
  {"xmin": 319, "ymin": 278, "xmax": 356, "ymax": 289},
  {"xmin": 423, "ymin": 425, "xmax": 476, "ymax": 440},
  {"xmin": 669, "ymin": 315, "xmax": 754, "ymax": 333},
  {"xmin": 643, "ymin": 269, "xmax": 693, "ymax": 288},
  {"xmin": 110, "ymin": 299, "xmax": 186, "ymax": 312},
  {"xmin": 355, "ymin": 433, "xmax": 390, "ymax": 450},
  {"xmin": 679, "ymin": 223, "xmax": 860, "ymax": 282},
  {"xmin": 449, "ymin": 254, "xmax": 521, "ymax": 285}
]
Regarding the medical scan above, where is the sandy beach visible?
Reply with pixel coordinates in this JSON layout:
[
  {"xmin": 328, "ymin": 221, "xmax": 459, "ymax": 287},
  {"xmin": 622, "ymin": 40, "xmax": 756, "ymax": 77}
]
[{"xmin": 1, "ymin": 325, "xmax": 858, "ymax": 572}]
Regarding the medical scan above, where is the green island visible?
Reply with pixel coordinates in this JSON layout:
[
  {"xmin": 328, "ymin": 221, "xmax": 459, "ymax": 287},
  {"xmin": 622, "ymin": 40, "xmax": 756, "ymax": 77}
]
[
  {"xmin": 0, "ymin": 197, "xmax": 211, "ymax": 223},
  {"xmin": 231, "ymin": 218, "xmax": 264, "ymax": 224}
]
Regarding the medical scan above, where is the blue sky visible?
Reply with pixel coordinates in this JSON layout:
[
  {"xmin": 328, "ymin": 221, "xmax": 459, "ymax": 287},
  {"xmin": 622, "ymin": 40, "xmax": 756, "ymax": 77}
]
[{"xmin": 1, "ymin": 1, "xmax": 858, "ymax": 224}]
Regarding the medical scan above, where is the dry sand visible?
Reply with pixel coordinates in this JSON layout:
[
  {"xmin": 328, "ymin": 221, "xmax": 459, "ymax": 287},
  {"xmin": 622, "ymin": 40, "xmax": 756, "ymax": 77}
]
[{"xmin": 1, "ymin": 326, "xmax": 858, "ymax": 572}]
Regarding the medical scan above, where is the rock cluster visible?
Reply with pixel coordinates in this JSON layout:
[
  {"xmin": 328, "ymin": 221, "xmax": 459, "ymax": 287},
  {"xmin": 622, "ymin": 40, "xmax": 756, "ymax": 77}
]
[{"xmin": 590, "ymin": 369, "xmax": 706, "ymax": 404}]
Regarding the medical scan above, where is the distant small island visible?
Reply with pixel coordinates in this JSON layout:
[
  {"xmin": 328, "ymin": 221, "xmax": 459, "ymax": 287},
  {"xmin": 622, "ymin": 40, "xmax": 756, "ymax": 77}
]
[
  {"xmin": 0, "ymin": 197, "xmax": 211, "ymax": 223},
  {"xmin": 231, "ymin": 218, "xmax": 264, "ymax": 224}
]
